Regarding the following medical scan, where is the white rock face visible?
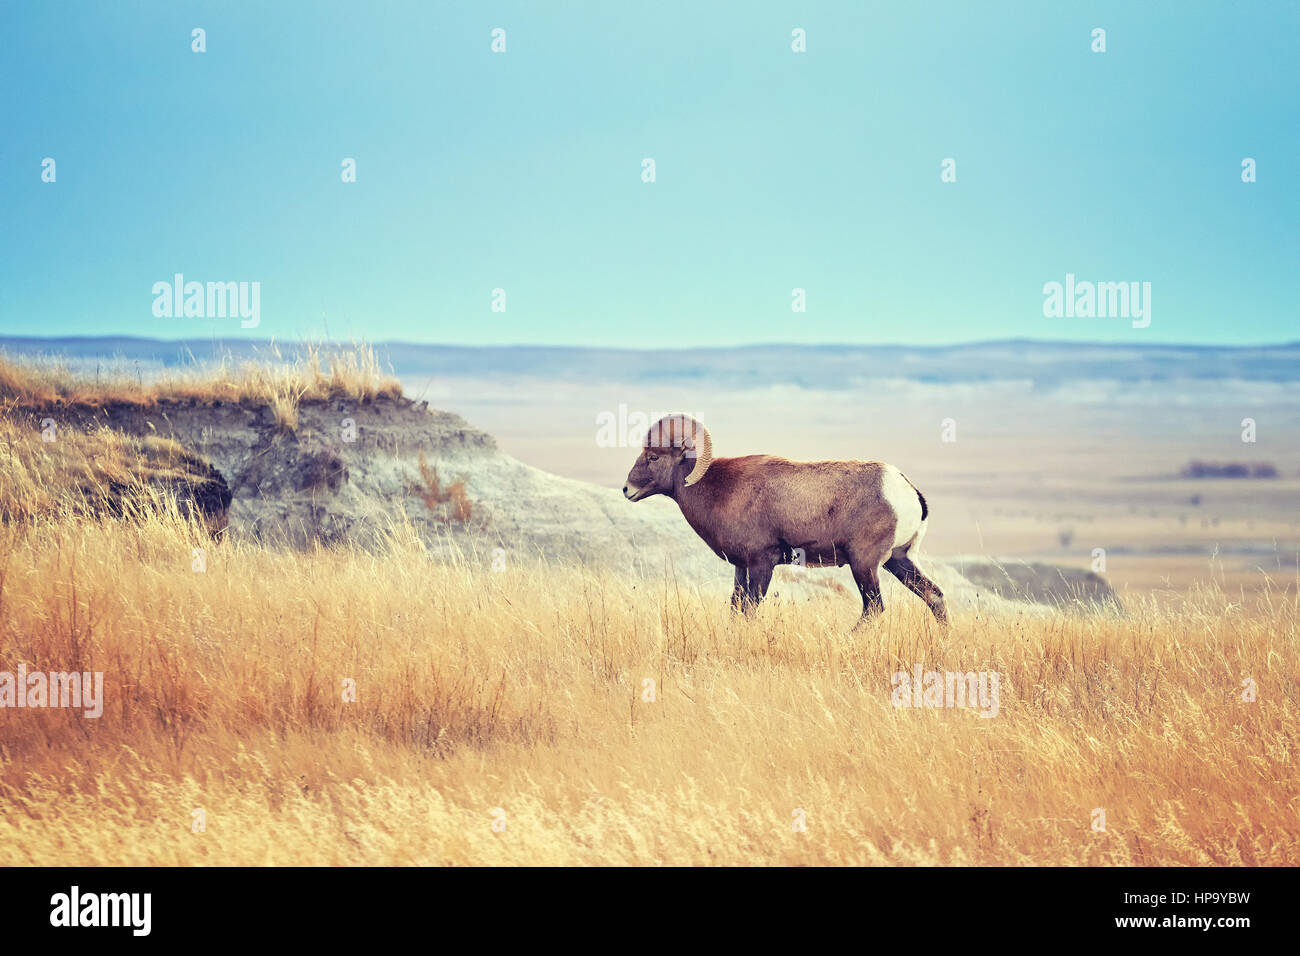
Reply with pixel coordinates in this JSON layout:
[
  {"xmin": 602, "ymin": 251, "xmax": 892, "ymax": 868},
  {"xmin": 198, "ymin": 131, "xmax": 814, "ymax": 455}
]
[{"xmin": 85, "ymin": 394, "xmax": 1116, "ymax": 616}]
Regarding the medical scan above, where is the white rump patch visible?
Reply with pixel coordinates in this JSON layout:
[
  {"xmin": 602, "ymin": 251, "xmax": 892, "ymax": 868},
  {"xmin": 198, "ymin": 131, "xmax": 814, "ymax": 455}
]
[{"xmin": 880, "ymin": 465, "xmax": 924, "ymax": 550}]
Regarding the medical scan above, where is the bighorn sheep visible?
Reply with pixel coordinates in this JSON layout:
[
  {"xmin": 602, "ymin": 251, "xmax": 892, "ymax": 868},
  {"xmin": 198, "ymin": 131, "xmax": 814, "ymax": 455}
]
[{"xmin": 623, "ymin": 415, "xmax": 948, "ymax": 626}]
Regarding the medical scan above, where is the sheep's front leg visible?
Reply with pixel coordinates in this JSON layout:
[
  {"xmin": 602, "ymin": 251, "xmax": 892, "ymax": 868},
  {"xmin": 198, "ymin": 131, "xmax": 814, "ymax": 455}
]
[
  {"xmin": 731, "ymin": 560, "xmax": 774, "ymax": 614},
  {"xmin": 850, "ymin": 561, "xmax": 885, "ymax": 625},
  {"xmin": 730, "ymin": 565, "xmax": 748, "ymax": 612}
]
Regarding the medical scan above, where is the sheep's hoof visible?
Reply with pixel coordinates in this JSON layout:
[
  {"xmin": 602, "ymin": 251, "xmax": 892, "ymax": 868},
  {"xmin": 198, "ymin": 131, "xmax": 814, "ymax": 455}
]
[{"xmin": 849, "ymin": 616, "xmax": 882, "ymax": 635}]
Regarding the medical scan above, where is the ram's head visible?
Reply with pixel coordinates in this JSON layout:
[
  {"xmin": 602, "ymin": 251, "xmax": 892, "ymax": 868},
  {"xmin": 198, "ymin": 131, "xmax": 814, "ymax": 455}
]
[{"xmin": 622, "ymin": 414, "xmax": 712, "ymax": 501}]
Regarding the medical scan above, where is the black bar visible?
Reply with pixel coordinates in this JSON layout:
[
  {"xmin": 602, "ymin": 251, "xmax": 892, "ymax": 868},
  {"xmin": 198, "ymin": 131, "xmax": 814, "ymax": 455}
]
[{"xmin": 2, "ymin": 866, "xmax": 1283, "ymax": 943}]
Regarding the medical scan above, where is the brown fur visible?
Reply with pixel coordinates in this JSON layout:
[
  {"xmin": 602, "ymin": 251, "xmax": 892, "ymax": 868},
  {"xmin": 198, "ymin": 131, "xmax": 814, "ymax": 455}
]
[{"xmin": 624, "ymin": 416, "xmax": 948, "ymax": 626}]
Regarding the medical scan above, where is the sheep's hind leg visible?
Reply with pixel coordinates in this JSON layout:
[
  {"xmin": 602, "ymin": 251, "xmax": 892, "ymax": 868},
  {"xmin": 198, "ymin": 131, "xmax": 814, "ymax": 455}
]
[{"xmin": 884, "ymin": 551, "xmax": 949, "ymax": 624}]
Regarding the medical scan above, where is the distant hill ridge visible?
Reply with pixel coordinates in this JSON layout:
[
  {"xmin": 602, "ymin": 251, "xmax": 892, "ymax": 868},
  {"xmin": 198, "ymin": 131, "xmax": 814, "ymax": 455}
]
[{"xmin": 4, "ymin": 336, "xmax": 1300, "ymax": 391}]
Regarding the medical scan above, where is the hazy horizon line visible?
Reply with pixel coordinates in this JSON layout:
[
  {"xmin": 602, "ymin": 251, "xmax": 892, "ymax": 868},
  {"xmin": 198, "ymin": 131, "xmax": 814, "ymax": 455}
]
[{"xmin": 3, "ymin": 334, "xmax": 1298, "ymax": 354}]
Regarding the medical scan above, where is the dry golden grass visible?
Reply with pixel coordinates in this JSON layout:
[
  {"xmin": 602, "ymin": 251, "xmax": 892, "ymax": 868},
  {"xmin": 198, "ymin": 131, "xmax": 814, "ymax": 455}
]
[
  {"xmin": 0, "ymin": 342, "xmax": 402, "ymax": 425},
  {"xmin": 0, "ymin": 508, "xmax": 1296, "ymax": 865},
  {"xmin": 0, "ymin": 415, "xmax": 216, "ymax": 523}
]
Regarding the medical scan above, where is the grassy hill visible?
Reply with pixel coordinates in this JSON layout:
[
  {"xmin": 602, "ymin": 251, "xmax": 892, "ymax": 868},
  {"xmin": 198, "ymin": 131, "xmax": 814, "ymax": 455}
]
[{"xmin": 0, "ymin": 349, "xmax": 1295, "ymax": 865}]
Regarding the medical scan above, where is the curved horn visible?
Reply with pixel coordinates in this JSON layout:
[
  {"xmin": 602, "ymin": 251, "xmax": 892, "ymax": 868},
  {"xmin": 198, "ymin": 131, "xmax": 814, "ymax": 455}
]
[{"xmin": 682, "ymin": 418, "xmax": 713, "ymax": 486}]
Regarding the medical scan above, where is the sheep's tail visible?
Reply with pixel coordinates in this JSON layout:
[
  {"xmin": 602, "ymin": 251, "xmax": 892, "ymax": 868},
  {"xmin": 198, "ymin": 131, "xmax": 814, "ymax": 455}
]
[
  {"xmin": 894, "ymin": 471, "xmax": 930, "ymax": 555},
  {"xmin": 900, "ymin": 472, "xmax": 928, "ymax": 521}
]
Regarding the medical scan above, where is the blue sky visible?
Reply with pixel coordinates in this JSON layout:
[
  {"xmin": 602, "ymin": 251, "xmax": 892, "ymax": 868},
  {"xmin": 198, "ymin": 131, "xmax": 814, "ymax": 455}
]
[{"xmin": 2, "ymin": 1, "xmax": 1296, "ymax": 347}]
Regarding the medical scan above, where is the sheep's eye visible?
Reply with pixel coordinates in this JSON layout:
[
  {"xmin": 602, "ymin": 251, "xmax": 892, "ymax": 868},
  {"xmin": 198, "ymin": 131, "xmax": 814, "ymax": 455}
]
[{"xmin": 647, "ymin": 454, "xmax": 659, "ymax": 462}]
